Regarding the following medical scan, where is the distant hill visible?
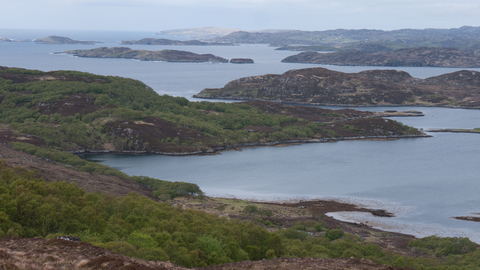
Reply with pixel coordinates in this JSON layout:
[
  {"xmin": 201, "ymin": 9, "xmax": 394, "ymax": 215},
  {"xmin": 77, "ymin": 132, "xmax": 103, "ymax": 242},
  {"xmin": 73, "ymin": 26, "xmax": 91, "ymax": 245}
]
[
  {"xmin": 156, "ymin": 27, "xmax": 241, "ymax": 39},
  {"xmin": 210, "ymin": 26, "xmax": 480, "ymax": 48},
  {"xmin": 281, "ymin": 47, "xmax": 480, "ymax": 68},
  {"xmin": 120, "ymin": 37, "xmax": 232, "ymax": 46},
  {"xmin": 34, "ymin": 35, "xmax": 100, "ymax": 45},
  {"xmin": 194, "ymin": 67, "xmax": 480, "ymax": 108}
]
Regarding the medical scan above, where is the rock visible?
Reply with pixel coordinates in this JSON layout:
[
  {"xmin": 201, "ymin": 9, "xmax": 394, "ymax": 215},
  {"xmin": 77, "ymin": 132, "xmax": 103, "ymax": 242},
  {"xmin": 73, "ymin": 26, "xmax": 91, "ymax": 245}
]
[{"xmin": 56, "ymin": 236, "xmax": 81, "ymax": 242}]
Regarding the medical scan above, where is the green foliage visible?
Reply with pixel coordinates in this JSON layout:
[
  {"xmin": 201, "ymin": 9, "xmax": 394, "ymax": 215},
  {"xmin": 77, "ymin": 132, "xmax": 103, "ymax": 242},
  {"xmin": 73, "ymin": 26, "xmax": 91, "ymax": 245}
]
[
  {"xmin": 130, "ymin": 175, "xmax": 201, "ymax": 199},
  {"xmin": 408, "ymin": 236, "xmax": 478, "ymax": 257},
  {"xmin": 244, "ymin": 205, "xmax": 258, "ymax": 215},
  {"xmin": 5, "ymin": 68, "xmax": 45, "ymax": 75},
  {"xmin": 9, "ymin": 142, "xmax": 127, "ymax": 177},
  {"xmin": 0, "ymin": 162, "xmax": 283, "ymax": 266},
  {"xmin": 326, "ymin": 229, "xmax": 344, "ymax": 241}
]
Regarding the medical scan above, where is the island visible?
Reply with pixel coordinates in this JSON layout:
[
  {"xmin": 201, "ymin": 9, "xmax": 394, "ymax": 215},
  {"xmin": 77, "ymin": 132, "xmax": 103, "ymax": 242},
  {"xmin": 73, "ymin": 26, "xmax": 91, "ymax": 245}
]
[
  {"xmin": 230, "ymin": 58, "xmax": 254, "ymax": 64},
  {"xmin": 0, "ymin": 36, "xmax": 31, "ymax": 42},
  {"xmin": 34, "ymin": 35, "xmax": 100, "ymax": 45},
  {"xmin": 281, "ymin": 47, "xmax": 480, "ymax": 68},
  {"xmin": 121, "ymin": 37, "xmax": 232, "ymax": 46},
  {"xmin": 194, "ymin": 67, "xmax": 480, "ymax": 108},
  {"xmin": 60, "ymin": 47, "xmax": 229, "ymax": 62}
]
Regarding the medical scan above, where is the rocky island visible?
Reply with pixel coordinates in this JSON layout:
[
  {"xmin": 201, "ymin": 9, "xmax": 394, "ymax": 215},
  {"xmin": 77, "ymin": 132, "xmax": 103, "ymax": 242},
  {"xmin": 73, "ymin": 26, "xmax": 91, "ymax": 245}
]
[
  {"xmin": 121, "ymin": 37, "xmax": 233, "ymax": 46},
  {"xmin": 34, "ymin": 35, "xmax": 100, "ymax": 45},
  {"xmin": 61, "ymin": 47, "xmax": 229, "ymax": 62},
  {"xmin": 194, "ymin": 67, "xmax": 480, "ymax": 108},
  {"xmin": 281, "ymin": 47, "xmax": 480, "ymax": 68},
  {"xmin": 230, "ymin": 58, "xmax": 254, "ymax": 64}
]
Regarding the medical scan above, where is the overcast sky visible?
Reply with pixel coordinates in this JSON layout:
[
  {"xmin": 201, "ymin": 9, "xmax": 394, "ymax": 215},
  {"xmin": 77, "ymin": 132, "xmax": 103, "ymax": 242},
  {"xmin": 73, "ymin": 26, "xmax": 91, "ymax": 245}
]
[{"xmin": 2, "ymin": 0, "xmax": 480, "ymax": 32}]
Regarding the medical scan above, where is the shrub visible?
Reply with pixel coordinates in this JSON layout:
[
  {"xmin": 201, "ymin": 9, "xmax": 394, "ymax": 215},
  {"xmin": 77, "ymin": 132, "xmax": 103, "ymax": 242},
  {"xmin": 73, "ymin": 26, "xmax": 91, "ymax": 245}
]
[{"xmin": 326, "ymin": 229, "xmax": 344, "ymax": 241}]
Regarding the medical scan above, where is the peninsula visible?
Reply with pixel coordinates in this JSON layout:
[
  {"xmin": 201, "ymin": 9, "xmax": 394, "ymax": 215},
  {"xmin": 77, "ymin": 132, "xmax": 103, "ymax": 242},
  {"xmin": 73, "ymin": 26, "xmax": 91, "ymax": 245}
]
[
  {"xmin": 61, "ymin": 47, "xmax": 229, "ymax": 62},
  {"xmin": 34, "ymin": 35, "xmax": 100, "ymax": 45},
  {"xmin": 0, "ymin": 66, "xmax": 424, "ymax": 157},
  {"xmin": 194, "ymin": 67, "xmax": 480, "ymax": 108},
  {"xmin": 281, "ymin": 47, "xmax": 480, "ymax": 68}
]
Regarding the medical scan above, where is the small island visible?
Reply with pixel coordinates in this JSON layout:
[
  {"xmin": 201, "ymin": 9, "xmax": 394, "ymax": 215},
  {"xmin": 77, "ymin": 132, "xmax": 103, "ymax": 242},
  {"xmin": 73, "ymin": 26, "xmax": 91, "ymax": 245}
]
[
  {"xmin": 34, "ymin": 35, "xmax": 100, "ymax": 45},
  {"xmin": 230, "ymin": 58, "xmax": 254, "ymax": 64},
  {"xmin": 121, "ymin": 38, "xmax": 232, "ymax": 46},
  {"xmin": 426, "ymin": 128, "xmax": 480, "ymax": 134},
  {"xmin": 281, "ymin": 47, "xmax": 480, "ymax": 68},
  {"xmin": 61, "ymin": 47, "xmax": 229, "ymax": 63},
  {"xmin": 194, "ymin": 67, "xmax": 480, "ymax": 108}
]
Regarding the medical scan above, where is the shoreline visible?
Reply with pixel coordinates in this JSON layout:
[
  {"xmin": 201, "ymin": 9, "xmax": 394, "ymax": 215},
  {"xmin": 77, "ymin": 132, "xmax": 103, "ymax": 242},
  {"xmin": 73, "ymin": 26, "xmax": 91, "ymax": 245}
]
[
  {"xmin": 193, "ymin": 96, "xmax": 480, "ymax": 110},
  {"xmin": 426, "ymin": 128, "xmax": 480, "ymax": 134},
  {"xmin": 73, "ymin": 134, "xmax": 431, "ymax": 157}
]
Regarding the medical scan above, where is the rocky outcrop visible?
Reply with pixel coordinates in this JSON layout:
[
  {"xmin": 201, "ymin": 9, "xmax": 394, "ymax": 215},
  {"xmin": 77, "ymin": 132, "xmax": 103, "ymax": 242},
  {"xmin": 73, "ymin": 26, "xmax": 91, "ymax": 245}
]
[
  {"xmin": 282, "ymin": 47, "xmax": 480, "ymax": 68},
  {"xmin": 61, "ymin": 47, "xmax": 229, "ymax": 63},
  {"xmin": 194, "ymin": 67, "xmax": 480, "ymax": 108},
  {"xmin": 34, "ymin": 35, "xmax": 100, "ymax": 45},
  {"xmin": 230, "ymin": 58, "xmax": 254, "ymax": 64}
]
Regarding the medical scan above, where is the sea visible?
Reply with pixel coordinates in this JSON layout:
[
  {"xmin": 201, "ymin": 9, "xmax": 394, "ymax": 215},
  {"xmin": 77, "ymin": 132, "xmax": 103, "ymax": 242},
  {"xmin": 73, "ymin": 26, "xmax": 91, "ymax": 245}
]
[{"xmin": 2, "ymin": 29, "xmax": 480, "ymax": 242}]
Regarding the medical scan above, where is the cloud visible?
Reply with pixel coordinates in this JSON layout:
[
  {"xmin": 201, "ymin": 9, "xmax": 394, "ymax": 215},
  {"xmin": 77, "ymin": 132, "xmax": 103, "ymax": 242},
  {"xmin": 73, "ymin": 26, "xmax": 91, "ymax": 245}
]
[{"xmin": 1, "ymin": 0, "xmax": 479, "ymax": 31}]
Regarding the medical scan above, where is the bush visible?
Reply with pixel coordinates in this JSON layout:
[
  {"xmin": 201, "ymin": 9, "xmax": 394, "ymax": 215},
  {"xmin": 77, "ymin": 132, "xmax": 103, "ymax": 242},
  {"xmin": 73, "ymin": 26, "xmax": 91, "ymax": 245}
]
[
  {"xmin": 326, "ymin": 229, "xmax": 344, "ymax": 241},
  {"xmin": 408, "ymin": 236, "xmax": 477, "ymax": 257},
  {"xmin": 244, "ymin": 205, "xmax": 258, "ymax": 215}
]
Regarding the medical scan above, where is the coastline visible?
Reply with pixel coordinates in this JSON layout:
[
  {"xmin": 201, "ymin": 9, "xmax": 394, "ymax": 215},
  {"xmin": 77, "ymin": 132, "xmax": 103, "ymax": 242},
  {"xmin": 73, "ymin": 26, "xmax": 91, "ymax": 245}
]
[
  {"xmin": 426, "ymin": 128, "xmax": 480, "ymax": 134},
  {"xmin": 193, "ymin": 96, "xmax": 480, "ymax": 110},
  {"xmin": 73, "ymin": 134, "xmax": 431, "ymax": 157}
]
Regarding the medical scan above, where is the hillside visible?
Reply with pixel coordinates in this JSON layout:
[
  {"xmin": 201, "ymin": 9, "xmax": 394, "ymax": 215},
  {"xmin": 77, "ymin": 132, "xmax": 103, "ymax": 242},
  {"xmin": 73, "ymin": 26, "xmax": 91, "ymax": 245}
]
[
  {"xmin": 194, "ymin": 67, "xmax": 480, "ymax": 108},
  {"xmin": 34, "ymin": 35, "xmax": 100, "ymax": 45},
  {"xmin": 62, "ymin": 47, "xmax": 229, "ymax": 62},
  {"xmin": 2, "ymin": 66, "xmax": 480, "ymax": 269},
  {"xmin": 281, "ymin": 47, "xmax": 480, "ymax": 68}
]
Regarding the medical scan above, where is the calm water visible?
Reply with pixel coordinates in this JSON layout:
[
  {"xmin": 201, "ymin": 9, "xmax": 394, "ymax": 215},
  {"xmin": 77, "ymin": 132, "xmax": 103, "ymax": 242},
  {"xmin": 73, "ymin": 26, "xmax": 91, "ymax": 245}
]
[{"xmin": 2, "ymin": 29, "xmax": 480, "ymax": 241}]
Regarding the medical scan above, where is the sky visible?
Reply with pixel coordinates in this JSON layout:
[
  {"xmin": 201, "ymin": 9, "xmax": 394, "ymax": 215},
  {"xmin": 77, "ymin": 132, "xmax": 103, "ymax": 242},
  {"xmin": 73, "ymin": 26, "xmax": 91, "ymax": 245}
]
[{"xmin": 2, "ymin": 0, "xmax": 480, "ymax": 32}]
